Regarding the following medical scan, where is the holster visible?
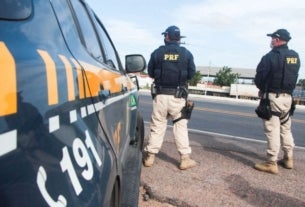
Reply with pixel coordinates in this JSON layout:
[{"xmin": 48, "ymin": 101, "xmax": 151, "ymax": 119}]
[
  {"xmin": 255, "ymin": 98, "xmax": 272, "ymax": 120},
  {"xmin": 151, "ymin": 83, "xmax": 157, "ymax": 99},
  {"xmin": 182, "ymin": 100, "xmax": 194, "ymax": 119},
  {"xmin": 174, "ymin": 86, "xmax": 188, "ymax": 99},
  {"xmin": 290, "ymin": 98, "xmax": 296, "ymax": 116},
  {"xmin": 173, "ymin": 100, "xmax": 194, "ymax": 124}
]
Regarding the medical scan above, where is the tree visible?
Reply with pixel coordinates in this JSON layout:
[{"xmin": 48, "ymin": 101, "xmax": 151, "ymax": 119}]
[
  {"xmin": 213, "ymin": 66, "xmax": 240, "ymax": 87},
  {"xmin": 188, "ymin": 71, "xmax": 202, "ymax": 86},
  {"xmin": 298, "ymin": 79, "xmax": 305, "ymax": 90}
]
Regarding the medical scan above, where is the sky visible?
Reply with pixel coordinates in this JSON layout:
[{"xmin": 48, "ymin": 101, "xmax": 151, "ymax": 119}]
[{"xmin": 86, "ymin": 0, "xmax": 305, "ymax": 80}]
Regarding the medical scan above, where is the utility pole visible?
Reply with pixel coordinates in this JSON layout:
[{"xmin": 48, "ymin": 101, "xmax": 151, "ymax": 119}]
[
  {"xmin": 235, "ymin": 73, "xmax": 238, "ymax": 99},
  {"xmin": 205, "ymin": 61, "xmax": 211, "ymax": 96}
]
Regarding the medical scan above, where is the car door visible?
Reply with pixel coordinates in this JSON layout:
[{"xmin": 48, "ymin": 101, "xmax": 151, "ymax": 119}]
[{"xmin": 52, "ymin": 0, "xmax": 144, "ymax": 205}]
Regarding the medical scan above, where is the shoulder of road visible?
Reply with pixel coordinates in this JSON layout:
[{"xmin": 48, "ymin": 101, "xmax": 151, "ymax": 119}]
[{"xmin": 138, "ymin": 90, "xmax": 305, "ymax": 207}]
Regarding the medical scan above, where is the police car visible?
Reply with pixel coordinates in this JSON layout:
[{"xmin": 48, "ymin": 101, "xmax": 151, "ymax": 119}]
[{"xmin": 0, "ymin": 0, "xmax": 146, "ymax": 206}]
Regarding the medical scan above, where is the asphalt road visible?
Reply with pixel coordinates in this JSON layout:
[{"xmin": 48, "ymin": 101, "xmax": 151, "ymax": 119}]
[{"xmin": 138, "ymin": 91, "xmax": 305, "ymax": 147}]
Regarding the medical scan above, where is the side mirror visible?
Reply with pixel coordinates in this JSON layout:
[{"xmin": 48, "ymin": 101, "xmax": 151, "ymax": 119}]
[{"xmin": 125, "ymin": 54, "xmax": 146, "ymax": 73}]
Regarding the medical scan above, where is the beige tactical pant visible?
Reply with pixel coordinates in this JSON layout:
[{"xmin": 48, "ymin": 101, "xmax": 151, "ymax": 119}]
[
  {"xmin": 263, "ymin": 92, "xmax": 295, "ymax": 162},
  {"xmin": 144, "ymin": 94, "xmax": 192, "ymax": 155}
]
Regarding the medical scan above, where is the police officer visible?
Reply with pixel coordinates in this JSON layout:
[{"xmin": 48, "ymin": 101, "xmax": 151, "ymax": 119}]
[
  {"xmin": 143, "ymin": 25, "xmax": 197, "ymax": 170},
  {"xmin": 254, "ymin": 29, "xmax": 300, "ymax": 174}
]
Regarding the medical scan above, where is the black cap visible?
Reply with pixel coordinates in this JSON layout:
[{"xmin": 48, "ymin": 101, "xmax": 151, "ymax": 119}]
[
  {"xmin": 267, "ymin": 29, "xmax": 291, "ymax": 42},
  {"xmin": 161, "ymin": 25, "xmax": 185, "ymax": 41}
]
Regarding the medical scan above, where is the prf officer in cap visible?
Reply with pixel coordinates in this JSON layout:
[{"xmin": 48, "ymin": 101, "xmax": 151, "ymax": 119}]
[
  {"xmin": 143, "ymin": 25, "xmax": 197, "ymax": 170},
  {"xmin": 254, "ymin": 29, "xmax": 300, "ymax": 174}
]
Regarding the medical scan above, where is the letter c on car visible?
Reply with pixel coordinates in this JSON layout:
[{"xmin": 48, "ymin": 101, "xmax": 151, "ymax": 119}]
[{"xmin": 37, "ymin": 166, "xmax": 67, "ymax": 207}]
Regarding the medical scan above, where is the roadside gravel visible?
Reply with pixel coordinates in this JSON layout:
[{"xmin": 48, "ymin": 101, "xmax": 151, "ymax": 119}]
[{"xmin": 138, "ymin": 125, "xmax": 305, "ymax": 207}]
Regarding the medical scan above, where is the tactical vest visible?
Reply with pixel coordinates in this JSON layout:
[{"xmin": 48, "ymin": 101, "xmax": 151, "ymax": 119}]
[
  {"xmin": 268, "ymin": 48, "xmax": 300, "ymax": 94},
  {"xmin": 153, "ymin": 45, "xmax": 188, "ymax": 88}
]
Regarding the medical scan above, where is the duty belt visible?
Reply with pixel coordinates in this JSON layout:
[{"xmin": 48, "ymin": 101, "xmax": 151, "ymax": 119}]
[
  {"xmin": 268, "ymin": 89, "xmax": 292, "ymax": 95},
  {"xmin": 156, "ymin": 87, "xmax": 176, "ymax": 95}
]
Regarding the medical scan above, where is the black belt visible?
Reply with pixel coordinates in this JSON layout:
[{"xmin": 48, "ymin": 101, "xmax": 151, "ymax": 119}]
[
  {"xmin": 268, "ymin": 90, "xmax": 292, "ymax": 95},
  {"xmin": 157, "ymin": 88, "xmax": 176, "ymax": 95}
]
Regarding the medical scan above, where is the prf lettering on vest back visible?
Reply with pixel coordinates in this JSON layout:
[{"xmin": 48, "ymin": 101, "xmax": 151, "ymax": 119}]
[
  {"xmin": 164, "ymin": 54, "xmax": 179, "ymax": 61},
  {"xmin": 286, "ymin": 57, "xmax": 298, "ymax": 64}
]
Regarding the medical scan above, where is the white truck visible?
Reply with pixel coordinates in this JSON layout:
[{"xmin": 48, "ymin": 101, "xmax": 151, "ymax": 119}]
[{"xmin": 230, "ymin": 84, "xmax": 259, "ymax": 99}]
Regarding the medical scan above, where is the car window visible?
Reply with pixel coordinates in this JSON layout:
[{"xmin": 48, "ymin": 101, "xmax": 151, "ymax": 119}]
[
  {"xmin": 69, "ymin": 0, "xmax": 104, "ymax": 62},
  {"xmin": 0, "ymin": 0, "xmax": 32, "ymax": 20},
  {"xmin": 92, "ymin": 15, "xmax": 121, "ymax": 71}
]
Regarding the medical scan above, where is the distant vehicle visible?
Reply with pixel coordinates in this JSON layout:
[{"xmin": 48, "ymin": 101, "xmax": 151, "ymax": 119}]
[
  {"xmin": 230, "ymin": 84, "xmax": 259, "ymax": 99},
  {"xmin": 0, "ymin": 0, "xmax": 146, "ymax": 206}
]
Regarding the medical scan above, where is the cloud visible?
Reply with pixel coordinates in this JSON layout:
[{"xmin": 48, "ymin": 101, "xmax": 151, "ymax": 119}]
[
  {"xmin": 102, "ymin": 19, "xmax": 161, "ymax": 61},
  {"xmin": 169, "ymin": 0, "xmax": 305, "ymax": 76},
  {"xmin": 88, "ymin": 0, "xmax": 305, "ymax": 78}
]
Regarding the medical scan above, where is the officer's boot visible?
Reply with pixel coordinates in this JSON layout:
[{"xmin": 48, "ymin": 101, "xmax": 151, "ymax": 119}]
[
  {"xmin": 279, "ymin": 156, "xmax": 293, "ymax": 169},
  {"xmin": 179, "ymin": 154, "xmax": 197, "ymax": 170},
  {"xmin": 254, "ymin": 161, "xmax": 279, "ymax": 174},
  {"xmin": 143, "ymin": 152, "xmax": 155, "ymax": 167}
]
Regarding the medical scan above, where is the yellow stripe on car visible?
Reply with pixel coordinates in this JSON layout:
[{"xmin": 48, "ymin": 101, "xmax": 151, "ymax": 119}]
[
  {"xmin": 71, "ymin": 58, "xmax": 86, "ymax": 99},
  {"xmin": 0, "ymin": 46, "xmax": 136, "ymax": 114},
  {"xmin": 59, "ymin": 55, "xmax": 75, "ymax": 101},
  {"xmin": 37, "ymin": 50, "xmax": 59, "ymax": 105},
  {"xmin": 0, "ymin": 42, "xmax": 17, "ymax": 116},
  {"xmin": 80, "ymin": 61, "xmax": 127, "ymax": 94}
]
